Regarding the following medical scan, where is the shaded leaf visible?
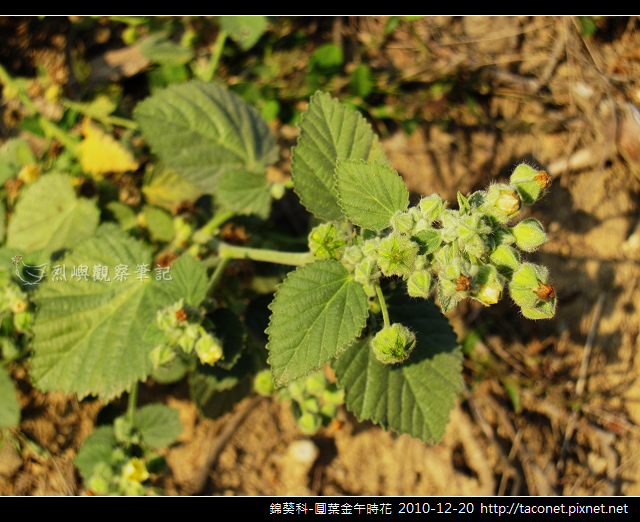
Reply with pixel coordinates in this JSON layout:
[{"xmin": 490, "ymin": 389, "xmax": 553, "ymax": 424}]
[
  {"xmin": 74, "ymin": 425, "xmax": 117, "ymax": 479},
  {"xmin": 142, "ymin": 163, "xmax": 202, "ymax": 212},
  {"xmin": 333, "ymin": 291, "xmax": 462, "ymax": 443},
  {"xmin": 134, "ymin": 404, "xmax": 182, "ymax": 449},
  {"xmin": 216, "ymin": 170, "xmax": 271, "ymax": 219},
  {"xmin": 220, "ymin": 16, "xmax": 268, "ymax": 51}
]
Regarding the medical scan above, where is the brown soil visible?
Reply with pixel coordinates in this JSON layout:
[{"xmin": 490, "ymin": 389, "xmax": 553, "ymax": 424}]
[{"xmin": 2, "ymin": 16, "xmax": 640, "ymax": 496}]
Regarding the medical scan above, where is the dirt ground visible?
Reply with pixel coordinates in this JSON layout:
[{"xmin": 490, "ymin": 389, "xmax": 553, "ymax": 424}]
[{"xmin": 2, "ymin": 16, "xmax": 640, "ymax": 496}]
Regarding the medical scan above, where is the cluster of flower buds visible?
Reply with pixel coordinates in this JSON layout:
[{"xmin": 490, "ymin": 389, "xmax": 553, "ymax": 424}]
[
  {"xmin": 254, "ymin": 369, "xmax": 345, "ymax": 435},
  {"xmin": 308, "ymin": 164, "xmax": 555, "ymax": 364},
  {"xmin": 151, "ymin": 299, "xmax": 224, "ymax": 367}
]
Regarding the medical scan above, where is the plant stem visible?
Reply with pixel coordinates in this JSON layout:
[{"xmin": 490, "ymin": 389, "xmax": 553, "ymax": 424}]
[
  {"xmin": 375, "ymin": 283, "xmax": 390, "ymax": 329},
  {"xmin": 127, "ymin": 381, "xmax": 138, "ymax": 428},
  {"xmin": 215, "ymin": 240, "xmax": 314, "ymax": 266},
  {"xmin": 206, "ymin": 255, "xmax": 231, "ymax": 296},
  {"xmin": 204, "ymin": 30, "xmax": 227, "ymax": 81},
  {"xmin": 192, "ymin": 210, "xmax": 234, "ymax": 244}
]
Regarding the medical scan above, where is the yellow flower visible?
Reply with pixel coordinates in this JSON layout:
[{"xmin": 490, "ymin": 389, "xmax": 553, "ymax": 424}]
[
  {"xmin": 78, "ymin": 119, "xmax": 138, "ymax": 179},
  {"xmin": 122, "ymin": 457, "xmax": 149, "ymax": 483}
]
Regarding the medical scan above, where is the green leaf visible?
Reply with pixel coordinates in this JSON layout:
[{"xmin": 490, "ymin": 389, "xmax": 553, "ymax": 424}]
[
  {"xmin": 143, "ymin": 205, "xmax": 175, "ymax": 242},
  {"xmin": 7, "ymin": 173, "xmax": 100, "ymax": 255},
  {"xmin": 310, "ymin": 43, "xmax": 343, "ymax": 70},
  {"xmin": 190, "ymin": 353, "xmax": 254, "ymax": 420},
  {"xmin": 138, "ymin": 34, "xmax": 194, "ymax": 65},
  {"xmin": 30, "ymin": 224, "xmax": 177, "ymax": 401},
  {"xmin": 0, "ymin": 200, "xmax": 5, "ymax": 244},
  {"xmin": 291, "ymin": 91, "xmax": 390, "ymax": 221},
  {"xmin": 267, "ymin": 259, "xmax": 368, "ymax": 386},
  {"xmin": 350, "ymin": 64, "xmax": 373, "ymax": 98},
  {"xmin": 74, "ymin": 425, "xmax": 118, "ymax": 479},
  {"xmin": 219, "ymin": 16, "xmax": 268, "ymax": 51},
  {"xmin": 335, "ymin": 159, "xmax": 409, "ymax": 230},
  {"xmin": 0, "ymin": 367, "xmax": 20, "ymax": 429},
  {"xmin": 142, "ymin": 163, "xmax": 202, "ymax": 212},
  {"xmin": 106, "ymin": 201, "xmax": 137, "ymax": 231},
  {"xmin": 216, "ymin": 170, "xmax": 271, "ymax": 219},
  {"xmin": 134, "ymin": 404, "xmax": 182, "ymax": 449},
  {"xmin": 134, "ymin": 81, "xmax": 278, "ymax": 193},
  {"xmin": 333, "ymin": 291, "xmax": 462, "ymax": 443},
  {"xmin": 163, "ymin": 253, "xmax": 208, "ymax": 306}
]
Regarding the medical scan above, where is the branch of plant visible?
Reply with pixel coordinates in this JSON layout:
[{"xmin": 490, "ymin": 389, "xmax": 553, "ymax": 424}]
[
  {"xmin": 207, "ymin": 237, "xmax": 314, "ymax": 267},
  {"xmin": 374, "ymin": 282, "xmax": 390, "ymax": 329}
]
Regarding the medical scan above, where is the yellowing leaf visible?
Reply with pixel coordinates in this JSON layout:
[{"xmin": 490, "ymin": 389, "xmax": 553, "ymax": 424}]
[{"xmin": 78, "ymin": 119, "xmax": 138, "ymax": 178}]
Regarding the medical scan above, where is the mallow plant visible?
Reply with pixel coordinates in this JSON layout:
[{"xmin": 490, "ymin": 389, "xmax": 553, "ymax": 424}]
[{"xmin": 1, "ymin": 80, "xmax": 555, "ymax": 487}]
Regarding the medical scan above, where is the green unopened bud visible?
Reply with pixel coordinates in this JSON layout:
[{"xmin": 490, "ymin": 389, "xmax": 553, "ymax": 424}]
[
  {"xmin": 512, "ymin": 218, "xmax": 547, "ymax": 252},
  {"xmin": 298, "ymin": 412, "xmax": 322, "ymax": 435},
  {"xmin": 419, "ymin": 194, "xmax": 446, "ymax": 223},
  {"xmin": 390, "ymin": 210, "xmax": 415, "ymax": 235},
  {"xmin": 342, "ymin": 245, "xmax": 364, "ymax": 265},
  {"xmin": 372, "ymin": 323, "xmax": 416, "ymax": 364},
  {"xmin": 441, "ymin": 210, "xmax": 460, "ymax": 242},
  {"xmin": 320, "ymin": 402, "xmax": 338, "ymax": 421},
  {"xmin": 509, "ymin": 263, "xmax": 556, "ymax": 319},
  {"xmin": 472, "ymin": 265, "xmax": 504, "ymax": 306},
  {"xmin": 195, "ymin": 330, "xmax": 224, "ymax": 365},
  {"xmin": 254, "ymin": 369, "xmax": 275, "ymax": 396},
  {"xmin": 157, "ymin": 299, "xmax": 185, "ymax": 334},
  {"xmin": 302, "ymin": 397, "xmax": 320, "ymax": 414},
  {"xmin": 362, "ymin": 237, "xmax": 381, "ymax": 258},
  {"xmin": 510, "ymin": 164, "xmax": 551, "ymax": 205},
  {"xmin": 411, "ymin": 228, "xmax": 442, "ymax": 255},
  {"xmin": 376, "ymin": 233, "xmax": 419, "ymax": 277},
  {"xmin": 354, "ymin": 258, "xmax": 380, "ymax": 286},
  {"xmin": 87, "ymin": 474, "xmax": 110, "ymax": 495},
  {"xmin": 13, "ymin": 310, "xmax": 33, "ymax": 332},
  {"xmin": 407, "ymin": 270, "xmax": 432, "ymax": 298},
  {"xmin": 149, "ymin": 345, "xmax": 176, "ymax": 369},
  {"xmin": 494, "ymin": 227, "xmax": 516, "ymax": 246},
  {"xmin": 323, "ymin": 385, "xmax": 345, "ymax": 406},
  {"xmin": 177, "ymin": 323, "xmax": 200, "ymax": 354},
  {"xmin": 490, "ymin": 245, "xmax": 521, "ymax": 274},
  {"xmin": 308, "ymin": 223, "xmax": 349, "ymax": 260}
]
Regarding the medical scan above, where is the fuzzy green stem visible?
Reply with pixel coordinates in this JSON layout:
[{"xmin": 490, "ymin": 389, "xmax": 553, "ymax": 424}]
[
  {"xmin": 127, "ymin": 381, "xmax": 138, "ymax": 428},
  {"xmin": 203, "ymin": 30, "xmax": 227, "ymax": 81},
  {"xmin": 375, "ymin": 283, "xmax": 390, "ymax": 329},
  {"xmin": 216, "ymin": 241, "xmax": 314, "ymax": 266},
  {"xmin": 206, "ymin": 255, "xmax": 231, "ymax": 296},
  {"xmin": 192, "ymin": 210, "xmax": 234, "ymax": 244}
]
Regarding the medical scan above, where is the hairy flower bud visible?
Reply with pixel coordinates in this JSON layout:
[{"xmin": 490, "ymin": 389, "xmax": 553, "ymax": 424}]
[
  {"xmin": 254, "ymin": 368, "xmax": 275, "ymax": 396},
  {"xmin": 484, "ymin": 184, "xmax": 521, "ymax": 223},
  {"xmin": 490, "ymin": 245, "xmax": 521, "ymax": 274},
  {"xmin": 342, "ymin": 244, "xmax": 364, "ymax": 265},
  {"xmin": 390, "ymin": 210, "xmax": 415, "ymax": 235},
  {"xmin": 308, "ymin": 223, "xmax": 349, "ymax": 260},
  {"xmin": 354, "ymin": 258, "xmax": 380, "ymax": 287},
  {"xmin": 372, "ymin": 323, "xmax": 416, "ymax": 364},
  {"xmin": 149, "ymin": 345, "xmax": 177, "ymax": 369},
  {"xmin": 407, "ymin": 270, "xmax": 432, "ymax": 298},
  {"xmin": 376, "ymin": 233, "xmax": 419, "ymax": 277},
  {"xmin": 510, "ymin": 164, "xmax": 551, "ymax": 205},
  {"xmin": 509, "ymin": 263, "xmax": 556, "ymax": 319},
  {"xmin": 512, "ymin": 218, "xmax": 547, "ymax": 252},
  {"xmin": 441, "ymin": 209, "xmax": 460, "ymax": 243},
  {"xmin": 419, "ymin": 194, "xmax": 445, "ymax": 223}
]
